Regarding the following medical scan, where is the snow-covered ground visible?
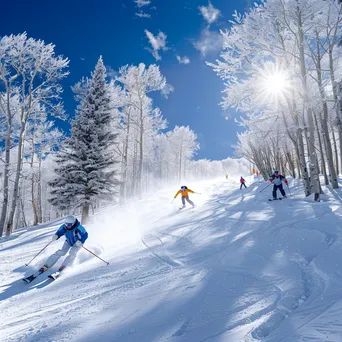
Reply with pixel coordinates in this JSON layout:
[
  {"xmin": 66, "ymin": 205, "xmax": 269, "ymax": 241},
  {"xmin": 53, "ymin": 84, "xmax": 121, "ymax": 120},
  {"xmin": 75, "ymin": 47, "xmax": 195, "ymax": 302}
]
[{"xmin": 2, "ymin": 177, "xmax": 342, "ymax": 342}]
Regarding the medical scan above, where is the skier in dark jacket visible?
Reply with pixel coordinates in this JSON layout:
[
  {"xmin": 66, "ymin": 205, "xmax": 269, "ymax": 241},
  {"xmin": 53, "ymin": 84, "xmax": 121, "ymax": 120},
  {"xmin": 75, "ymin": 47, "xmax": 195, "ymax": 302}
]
[
  {"xmin": 269, "ymin": 170, "xmax": 288, "ymax": 200},
  {"xmin": 240, "ymin": 177, "xmax": 247, "ymax": 189}
]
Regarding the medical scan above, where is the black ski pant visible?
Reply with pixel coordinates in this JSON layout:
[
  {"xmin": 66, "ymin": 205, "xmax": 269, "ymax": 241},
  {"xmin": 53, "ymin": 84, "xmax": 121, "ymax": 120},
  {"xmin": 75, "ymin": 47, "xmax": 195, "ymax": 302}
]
[
  {"xmin": 181, "ymin": 196, "xmax": 194, "ymax": 207},
  {"xmin": 272, "ymin": 184, "xmax": 285, "ymax": 199},
  {"xmin": 240, "ymin": 182, "xmax": 247, "ymax": 189}
]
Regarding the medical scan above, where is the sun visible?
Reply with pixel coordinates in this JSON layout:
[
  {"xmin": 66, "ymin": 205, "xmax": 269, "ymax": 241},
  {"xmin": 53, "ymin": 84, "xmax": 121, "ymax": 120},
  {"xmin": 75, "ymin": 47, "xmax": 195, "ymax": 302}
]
[
  {"xmin": 256, "ymin": 62, "xmax": 292, "ymax": 104},
  {"xmin": 264, "ymin": 72, "xmax": 287, "ymax": 94}
]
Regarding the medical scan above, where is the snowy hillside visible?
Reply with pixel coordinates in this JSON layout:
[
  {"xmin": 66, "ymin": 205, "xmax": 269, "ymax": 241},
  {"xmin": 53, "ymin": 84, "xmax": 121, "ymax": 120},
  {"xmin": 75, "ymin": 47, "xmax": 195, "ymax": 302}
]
[{"xmin": 2, "ymin": 177, "xmax": 342, "ymax": 342}]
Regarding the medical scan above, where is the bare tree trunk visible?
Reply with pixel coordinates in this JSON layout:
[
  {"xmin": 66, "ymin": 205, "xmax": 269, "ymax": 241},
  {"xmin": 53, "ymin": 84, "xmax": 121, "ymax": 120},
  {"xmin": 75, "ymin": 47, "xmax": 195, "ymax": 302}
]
[
  {"xmin": 37, "ymin": 152, "xmax": 43, "ymax": 223},
  {"xmin": 313, "ymin": 31, "xmax": 338, "ymax": 188},
  {"xmin": 137, "ymin": 107, "xmax": 144, "ymax": 197},
  {"xmin": 6, "ymin": 121, "xmax": 26, "ymax": 235},
  {"xmin": 132, "ymin": 141, "xmax": 138, "ymax": 197},
  {"xmin": 119, "ymin": 108, "xmax": 131, "ymax": 205},
  {"xmin": 314, "ymin": 112, "xmax": 328, "ymax": 185},
  {"xmin": 283, "ymin": 91, "xmax": 310, "ymax": 192},
  {"xmin": 296, "ymin": 156, "xmax": 302, "ymax": 179},
  {"xmin": 0, "ymin": 90, "xmax": 12, "ymax": 237},
  {"xmin": 282, "ymin": 110, "xmax": 301, "ymax": 180},
  {"xmin": 286, "ymin": 151, "xmax": 296, "ymax": 178},
  {"xmin": 297, "ymin": 6, "xmax": 320, "ymax": 201},
  {"xmin": 297, "ymin": 128, "xmax": 311, "ymax": 196},
  {"xmin": 324, "ymin": 105, "xmax": 338, "ymax": 186},
  {"xmin": 31, "ymin": 176, "xmax": 38, "ymax": 226},
  {"xmin": 119, "ymin": 148, "xmax": 127, "ymax": 205},
  {"xmin": 291, "ymin": 152, "xmax": 296, "ymax": 178},
  {"xmin": 30, "ymin": 129, "xmax": 39, "ymax": 226},
  {"xmin": 20, "ymin": 189, "xmax": 27, "ymax": 227},
  {"xmin": 331, "ymin": 126, "xmax": 339, "ymax": 176},
  {"xmin": 329, "ymin": 43, "xmax": 342, "ymax": 174}
]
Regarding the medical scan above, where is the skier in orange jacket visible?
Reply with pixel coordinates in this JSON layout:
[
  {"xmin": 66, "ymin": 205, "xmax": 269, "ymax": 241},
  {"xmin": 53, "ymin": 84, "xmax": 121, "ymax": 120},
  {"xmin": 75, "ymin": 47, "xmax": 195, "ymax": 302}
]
[{"xmin": 174, "ymin": 186, "xmax": 195, "ymax": 209}]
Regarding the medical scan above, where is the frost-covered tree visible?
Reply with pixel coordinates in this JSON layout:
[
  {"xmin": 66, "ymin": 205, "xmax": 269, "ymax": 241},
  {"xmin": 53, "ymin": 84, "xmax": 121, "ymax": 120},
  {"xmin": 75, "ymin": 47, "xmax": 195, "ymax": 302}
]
[
  {"xmin": 49, "ymin": 56, "xmax": 119, "ymax": 223},
  {"xmin": 25, "ymin": 113, "xmax": 63, "ymax": 226},
  {"xmin": 115, "ymin": 63, "xmax": 171, "ymax": 201},
  {"xmin": 0, "ymin": 33, "xmax": 69, "ymax": 236},
  {"xmin": 152, "ymin": 126, "xmax": 199, "ymax": 183},
  {"xmin": 167, "ymin": 126, "xmax": 199, "ymax": 181}
]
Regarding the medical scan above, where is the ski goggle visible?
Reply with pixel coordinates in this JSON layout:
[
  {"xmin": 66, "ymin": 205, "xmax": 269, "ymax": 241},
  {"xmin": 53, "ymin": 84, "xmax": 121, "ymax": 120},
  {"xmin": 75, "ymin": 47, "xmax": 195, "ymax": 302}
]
[{"xmin": 65, "ymin": 222, "xmax": 74, "ymax": 227}]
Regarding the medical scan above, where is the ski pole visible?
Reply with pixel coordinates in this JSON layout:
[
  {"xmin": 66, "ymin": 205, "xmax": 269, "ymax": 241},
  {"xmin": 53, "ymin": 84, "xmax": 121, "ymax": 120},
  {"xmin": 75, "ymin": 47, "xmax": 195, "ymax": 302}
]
[
  {"xmin": 82, "ymin": 246, "xmax": 110, "ymax": 265},
  {"xmin": 171, "ymin": 198, "xmax": 175, "ymax": 204},
  {"xmin": 25, "ymin": 241, "xmax": 52, "ymax": 266},
  {"xmin": 259, "ymin": 182, "xmax": 272, "ymax": 193}
]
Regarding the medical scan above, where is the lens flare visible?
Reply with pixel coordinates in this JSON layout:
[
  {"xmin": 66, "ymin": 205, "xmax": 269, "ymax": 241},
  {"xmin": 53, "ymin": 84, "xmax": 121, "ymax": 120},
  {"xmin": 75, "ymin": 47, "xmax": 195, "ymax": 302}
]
[
  {"xmin": 256, "ymin": 62, "xmax": 292, "ymax": 104},
  {"xmin": 264, "ymin": 72, "xmax": 287, "ymax": 94}
]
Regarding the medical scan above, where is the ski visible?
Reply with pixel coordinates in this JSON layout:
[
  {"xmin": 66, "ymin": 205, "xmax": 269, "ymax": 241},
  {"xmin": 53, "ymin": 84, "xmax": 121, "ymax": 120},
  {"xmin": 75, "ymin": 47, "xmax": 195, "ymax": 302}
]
[
  {"xmin": 22, "ymin": 269, "xmax": 45, "ymax": 284},
  {"xmin": 268, "ymin": 198, "xmax": 282, "ymax": 201},
  {"xmin": 48, "ymin": 271, "xmax": 62, "ymax": 281}
]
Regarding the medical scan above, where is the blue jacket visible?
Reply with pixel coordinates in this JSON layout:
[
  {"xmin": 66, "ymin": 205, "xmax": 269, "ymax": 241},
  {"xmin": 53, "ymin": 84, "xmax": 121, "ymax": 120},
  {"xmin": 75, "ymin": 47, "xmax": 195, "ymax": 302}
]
[{"xmin": 56, "ymin": 219, "xmax": 88, "ymax": 246}]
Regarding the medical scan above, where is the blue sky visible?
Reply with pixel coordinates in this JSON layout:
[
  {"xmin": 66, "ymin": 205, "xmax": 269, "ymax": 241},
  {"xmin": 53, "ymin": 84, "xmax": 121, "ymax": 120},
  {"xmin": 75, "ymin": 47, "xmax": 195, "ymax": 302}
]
[{"xmin": 1, "ymin": 0, "xmax": 252, "ymax": 160}]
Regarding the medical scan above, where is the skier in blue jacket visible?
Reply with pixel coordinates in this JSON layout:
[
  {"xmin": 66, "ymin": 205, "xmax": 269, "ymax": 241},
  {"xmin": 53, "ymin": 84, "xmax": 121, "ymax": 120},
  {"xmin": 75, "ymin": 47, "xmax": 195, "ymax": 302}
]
[{"xmin": 39, "ymin": 215, "xmax": 88, "ymax": 273}]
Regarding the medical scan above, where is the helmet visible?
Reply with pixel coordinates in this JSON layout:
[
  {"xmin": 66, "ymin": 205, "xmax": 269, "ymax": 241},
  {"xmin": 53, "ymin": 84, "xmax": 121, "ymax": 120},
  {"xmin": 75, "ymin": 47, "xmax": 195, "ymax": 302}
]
[
  {"xmin": 181, "ymin": 185, "xmax": 186, "ymax": 190},
  {"xmin": 274, "ymin": 170, "xmax": 279, "ymax": 173},
  {"xmin": 65, "ymin": 215, "xmax": 76, "ymax": 228}
]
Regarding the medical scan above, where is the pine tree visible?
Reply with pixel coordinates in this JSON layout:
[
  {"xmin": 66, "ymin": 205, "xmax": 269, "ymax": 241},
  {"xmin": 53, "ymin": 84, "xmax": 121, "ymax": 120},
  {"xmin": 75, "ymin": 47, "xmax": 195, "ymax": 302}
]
[{"xmin": 49, "ymin": 56, "xmax": 119, "ymax": 223}]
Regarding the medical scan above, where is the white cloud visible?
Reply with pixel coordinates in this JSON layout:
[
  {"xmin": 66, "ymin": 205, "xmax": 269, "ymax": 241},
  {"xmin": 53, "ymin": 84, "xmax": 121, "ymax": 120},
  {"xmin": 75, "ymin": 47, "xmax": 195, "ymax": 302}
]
[
  {"xmin": 145, "ymin": 29, "xmax": 168, "ymax": 61},
  {"xmin": 193, "ymin": 28, "xmax": 222, "ymax": 57},
  {"xmin": 135, "ymin": 0, "xmax": 151, "ymax": 7},
  {"xmin": 161, "ymin": 83, "xmax": 174, "ymax": 99},
  {"xmin": 135, "ymin": 11, "xmax": 151, "ymax": 18},
  {"xmin": 199, "ymin": 1, "xmax": 220, "ymax": 25},
  {"xmin": 176, "ymin": 55, "xmax": 190, "ymax": 64}
]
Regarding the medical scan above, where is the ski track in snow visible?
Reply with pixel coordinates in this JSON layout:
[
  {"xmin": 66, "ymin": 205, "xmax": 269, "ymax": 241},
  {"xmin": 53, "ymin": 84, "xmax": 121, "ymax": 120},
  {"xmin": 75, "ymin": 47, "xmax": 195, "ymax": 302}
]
[{"xmin": 2, "ymin": 178, "xmax": 342, "ymax": 341}]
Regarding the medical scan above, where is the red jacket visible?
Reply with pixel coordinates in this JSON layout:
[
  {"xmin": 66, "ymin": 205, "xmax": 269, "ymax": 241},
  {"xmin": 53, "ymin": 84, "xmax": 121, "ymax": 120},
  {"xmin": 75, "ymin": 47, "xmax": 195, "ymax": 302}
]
[{"xmin": 240, "ymin": 177, "xmax": 245, "ymax": 183}]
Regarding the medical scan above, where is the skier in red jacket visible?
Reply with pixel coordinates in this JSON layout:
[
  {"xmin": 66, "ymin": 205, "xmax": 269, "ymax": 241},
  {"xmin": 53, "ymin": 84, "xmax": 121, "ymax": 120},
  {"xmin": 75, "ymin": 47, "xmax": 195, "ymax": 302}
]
[{"xmin": 240, "ymin": 177, "xmax": 247, "ymax": 189}]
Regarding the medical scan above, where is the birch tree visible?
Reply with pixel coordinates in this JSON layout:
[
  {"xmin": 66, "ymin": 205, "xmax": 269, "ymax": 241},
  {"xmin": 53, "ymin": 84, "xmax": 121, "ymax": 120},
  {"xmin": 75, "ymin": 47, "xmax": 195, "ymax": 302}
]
[
  {"xmin": 115, "ymin": 63, "xmax": 172, "ymax": 201},
  {"xmin": 0, "ymin": 33, "xmax": 69, "ymax": 236}
]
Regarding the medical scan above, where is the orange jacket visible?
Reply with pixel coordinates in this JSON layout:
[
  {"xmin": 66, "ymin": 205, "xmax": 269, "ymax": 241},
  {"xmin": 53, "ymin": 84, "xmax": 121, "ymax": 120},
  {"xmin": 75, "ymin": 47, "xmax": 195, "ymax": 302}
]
[{"xmin": 174, "ymin": 189, "xmax": 194, "ymax": 198}]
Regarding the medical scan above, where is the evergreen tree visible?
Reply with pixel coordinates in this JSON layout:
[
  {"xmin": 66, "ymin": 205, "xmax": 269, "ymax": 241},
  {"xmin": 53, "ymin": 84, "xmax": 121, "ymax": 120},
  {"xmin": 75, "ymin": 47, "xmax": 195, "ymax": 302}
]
[{"xmin": 49, "ymin": 56, "xmax": 119, "ymax": 223}]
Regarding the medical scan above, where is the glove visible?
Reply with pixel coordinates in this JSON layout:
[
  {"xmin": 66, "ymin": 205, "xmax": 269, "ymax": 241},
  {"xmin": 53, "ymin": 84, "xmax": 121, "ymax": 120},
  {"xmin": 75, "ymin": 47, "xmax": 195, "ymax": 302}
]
[
  {"xmin": 75, "ymin": 240, "xmax": 83, "ymax": 247},
  {"xmin": 269, "ymin": 179, "xmax": 273, "ymax": 182},
  {"xmin": 285, "ymin": 180, "xmax": 288, "ymax": 185},
  {"xmin": 52, "ymin": 234, "xmax": 59, "ymax": 241}
]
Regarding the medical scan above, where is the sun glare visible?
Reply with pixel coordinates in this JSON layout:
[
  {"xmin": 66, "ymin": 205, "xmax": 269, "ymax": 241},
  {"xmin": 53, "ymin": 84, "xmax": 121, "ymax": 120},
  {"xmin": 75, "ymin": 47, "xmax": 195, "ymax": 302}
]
[
  {"xmin": 264, "ymin": 72, "xmax": 287, "ymax": 94},
  {"xmin": 257, "ymin": 63, "xmax": 291, "ymax": 104}
]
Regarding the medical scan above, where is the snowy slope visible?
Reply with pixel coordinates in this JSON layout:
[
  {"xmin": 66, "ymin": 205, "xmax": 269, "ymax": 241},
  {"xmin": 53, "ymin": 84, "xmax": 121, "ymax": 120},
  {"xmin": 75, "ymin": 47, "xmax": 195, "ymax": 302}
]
[{"xmin": 2, "ymin": 177, "xmax": 342, "ymax": 342}]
